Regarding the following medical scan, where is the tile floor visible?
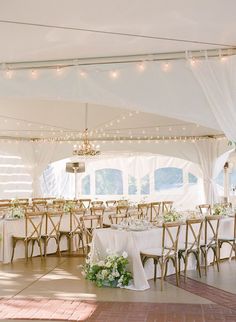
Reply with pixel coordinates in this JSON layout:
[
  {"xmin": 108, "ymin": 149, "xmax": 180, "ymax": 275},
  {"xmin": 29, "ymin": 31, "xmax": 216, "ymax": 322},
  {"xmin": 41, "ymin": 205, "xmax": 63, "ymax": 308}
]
[{"xmin": 0, "ymin": 255, "xmax": 235, "ymax": 321}]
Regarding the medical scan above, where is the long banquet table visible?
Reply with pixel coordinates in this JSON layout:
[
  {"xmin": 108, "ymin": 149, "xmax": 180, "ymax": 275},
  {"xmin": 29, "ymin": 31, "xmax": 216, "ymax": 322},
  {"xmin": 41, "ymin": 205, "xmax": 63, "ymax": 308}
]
[
  {"xmin": 0, "ymin": 207, "xmax": 138, "ymax": 263},
  {"xmin": 90, "ymin": 217, "xmax": 235, "ymax": 291}
]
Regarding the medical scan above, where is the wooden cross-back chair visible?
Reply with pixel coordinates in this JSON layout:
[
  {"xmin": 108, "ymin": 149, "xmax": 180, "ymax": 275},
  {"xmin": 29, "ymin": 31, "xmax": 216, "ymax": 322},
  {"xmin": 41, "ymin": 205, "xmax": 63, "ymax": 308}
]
[
  {"xmin": 91, "ymin": 200, "xmax": 104, "ymax": 207},
  {"xmin": 0, "ymin": 202, "xmax": 11, "ymax": 218},
  {"xmin": 78, "ymin": 199, "xmax": 91, "ymax": 209},
  {"xmin": 198, "ymin": 204, "xmax": 212, "ymax": 216},
  {"xmin": 59, "ymin": 208, "xmax": 86, "ymax": 253},
  {"xmin": 11, "ymin": 211, "xmax": 45, "ymax": 261},
  {"xmin": 106, "ymin": 200, "xmax": 117, "ymax": 207},
  {"xmin": 117, "ymin": 199, "xmax": 129, "ymax": 206},
  {"xmin": 140, "ymin": 222, "xmax": 181, "ymax": 290},
  {"xmin": 200, "ymin": 215, "xmax": 221, "ymax": 275},
  {"xmin": 32, "ymin": 200, "xmax": 48, "ymax": 212},
  {"xmin": 52, "ymin": 199, "xmax": 65, "ymax": 210},
  {"xmin": 162, "ymin": 201, "xmax": 173, "ymax": 213},
  {"xmin": 41, "ymin": 211, "xmax": 64, "ymax": 256},
  {"xmin": 219, "ymin": 212, "xmax": 236, "ymax": 261},
  {"xmin": 137, "ymin": 203, "xmax": 150, "ymax": 219},
  {"xmin": 116, "ymin": 205, "xmax": 129, "ymax": 216},
  {"xmin": 109, "ymin": 212, "xmax": 128, "ymax": 225},
  {"xmin": 178, "ymin": 218, "xmax": 204, "ymax": 280},
  {"xmin": 150, "ymin": 202, "xmax": 162, "ymax": 222},
  {"xmin": 81, "ymin": 214, "xmax": 103, "ymax": 254}
]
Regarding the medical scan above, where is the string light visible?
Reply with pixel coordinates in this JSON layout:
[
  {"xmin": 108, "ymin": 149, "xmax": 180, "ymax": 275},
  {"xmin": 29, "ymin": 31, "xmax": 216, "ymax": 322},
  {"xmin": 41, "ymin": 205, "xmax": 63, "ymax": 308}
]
[
  {"xmin": 162, "ymin": 62, "xmax": 171, "ymax": 72},
  {"xmin": 30, "ymin": 69, "xmax": 38, "ymax": 79},
  {"xmin": 137, "ymin": 61, "xmax": 146, "ymax": 72},
  {"xmin": 79, "ymin": 70, "xmax": 87, "ymax": 78},
  {"xmin": 5, "ymin": 69, "xmax": 13, "ymax": 79},
  {"xmin": 110, "ymin": 70, "xmax": 119, "ymax": 79},
  {"xmin": 190, "ymin": 57, "xmax": 197, "ymax": 66}
]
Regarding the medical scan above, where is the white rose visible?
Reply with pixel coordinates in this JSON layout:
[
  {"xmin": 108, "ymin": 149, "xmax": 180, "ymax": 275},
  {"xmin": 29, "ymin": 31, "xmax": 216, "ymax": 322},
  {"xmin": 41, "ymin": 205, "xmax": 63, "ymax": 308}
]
[
  {"xmin": 122, "ymin": 251, "xmax": 128, "ymax": 259},
  {"xmin": 98, "ymin": 260, "xmax": 105, "ymax": 266}
]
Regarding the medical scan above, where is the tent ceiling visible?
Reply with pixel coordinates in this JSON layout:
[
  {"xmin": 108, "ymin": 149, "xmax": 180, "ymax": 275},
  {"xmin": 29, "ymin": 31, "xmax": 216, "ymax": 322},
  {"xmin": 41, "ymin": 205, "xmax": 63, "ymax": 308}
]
[
  {"xmin": 0, "ymin": 98, "xmax": 222, "ymax": 140},
  {"xmin": 0, "ymin": 0, "xmax": 235, "ymax": 62}
]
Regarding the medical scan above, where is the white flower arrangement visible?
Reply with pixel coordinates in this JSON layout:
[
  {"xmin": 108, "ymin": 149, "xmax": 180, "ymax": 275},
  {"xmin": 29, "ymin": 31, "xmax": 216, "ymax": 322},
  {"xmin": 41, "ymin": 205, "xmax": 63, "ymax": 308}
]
[
  {"xmin": 82, "ymin": 251, "xmax": 132, "ymax": 288},
  {"xmin": 9, "ymin": 199, "xmax": 24, "ymax": 219},
  {"xmin": 163, "ymin": 210, "xmax": 182, "ymax": 223},
  {"xmin": 213, "ymin": 204, "xmax": 228, "ymax": 216},
  {"xmin": 63, "ymin": 200, "xmax": 77, "ymax": 212}
]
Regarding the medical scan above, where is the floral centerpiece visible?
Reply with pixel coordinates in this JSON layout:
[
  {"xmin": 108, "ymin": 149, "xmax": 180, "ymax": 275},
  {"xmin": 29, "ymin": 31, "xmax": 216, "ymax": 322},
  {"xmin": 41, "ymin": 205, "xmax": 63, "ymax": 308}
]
[
  {"xmin": 63, "ymin": 200, "xmax": 77, "ymax": 212},
  {"xmin": 9, "ymin": 199, "xmax": 24, "ymax": 219},
  {"xmin": 213, "ymin": 204, "xmax": 228, "ymax": 216},
  {"xmin": 163, "ymin": 210, "xmax": 182, "ymax": 223},
  {"xmin": 82, "ymin": 251, "xmax": 133, "ymax": 288}
]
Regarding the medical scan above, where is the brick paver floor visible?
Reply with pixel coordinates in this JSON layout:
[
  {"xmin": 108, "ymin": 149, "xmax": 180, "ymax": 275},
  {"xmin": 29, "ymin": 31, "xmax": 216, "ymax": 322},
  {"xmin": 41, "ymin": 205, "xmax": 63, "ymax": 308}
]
[
  {"xmin": 166, "ymin": 275, "xmax": 236, "ymax": 312},
  {"xmin": 0, "ymin": 298, "xmax": 236, "ymax": 321}
]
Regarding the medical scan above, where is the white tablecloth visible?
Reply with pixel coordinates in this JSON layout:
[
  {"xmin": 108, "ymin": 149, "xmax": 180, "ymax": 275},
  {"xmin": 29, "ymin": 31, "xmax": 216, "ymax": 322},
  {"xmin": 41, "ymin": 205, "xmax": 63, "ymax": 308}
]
[{"xmin": 90, "ymin": 217, "xmax": 234, "ymax": 291}]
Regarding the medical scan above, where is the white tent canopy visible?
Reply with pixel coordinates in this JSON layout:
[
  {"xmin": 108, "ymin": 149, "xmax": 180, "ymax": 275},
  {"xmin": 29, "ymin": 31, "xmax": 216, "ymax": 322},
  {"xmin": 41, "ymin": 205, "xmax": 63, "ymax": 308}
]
[{"xmin": 0, "ymin": 0, "xmax": 235, "ymax": 204}]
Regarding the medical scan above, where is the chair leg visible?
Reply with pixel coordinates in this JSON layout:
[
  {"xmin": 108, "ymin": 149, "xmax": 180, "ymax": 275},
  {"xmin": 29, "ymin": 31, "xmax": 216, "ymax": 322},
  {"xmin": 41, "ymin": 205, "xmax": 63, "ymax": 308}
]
[
  {"xmin": 175, "ymin": 257, "xmax": 179, "ymax": 286},
  {"xmin": 215, "ymin": 246, "xmax": 220, "ymax": 272},
  {"xmin": 11, "ymin": 238, "xmax": 17, "ymax": 262},
  {"xmin": 160, "ymin": 260, "xmax": 164, "ymax": 291},
  {"xmin": 153, "ymin": 259, "xmax": 157, "ymax": 282},
  {"xmin": 24, "ymin": 240, "xmax": 29, "ymax": 261},
  {"xmin": 184, "ymin": 254, "xmax": 188, "ymax": 282},
  {"xmin": 31, "ymin": 240, "xmax": 36, "ymax": 257},
  {"xmin": 38, "ymin": 239, "xmax": 43, "ymax": 258},
  {"xmin": 196, "ymin": 251, "xmax": 201, "ymax": 278},
  {"xmin": 43, "ymin": 238, "xmax": 47, "ymax": 257},
  {"xmin": 203, "ymin": 247, "xmax": 208, "ymax": 276},
  {"xmin": 56, "ymin": 237, "xmax": 61, "ymax": 256},
  {"xmin": 178, "ymin": 254, "xmax": 181, "ymax": 276}
]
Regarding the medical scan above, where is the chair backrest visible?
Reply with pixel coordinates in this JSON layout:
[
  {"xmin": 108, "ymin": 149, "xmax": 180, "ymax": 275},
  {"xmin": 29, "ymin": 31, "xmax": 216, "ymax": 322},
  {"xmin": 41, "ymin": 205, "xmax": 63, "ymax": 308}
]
[
  {"xmin": 52, "ymin": 199, "xmax": 65, "ymax": 210},
  {"xmin": 150, "ymin": 202, "xmax": 162, "ymax": 222},
  {"xmin": 0, "ymin": 199, "xmax": 11, "ymax": 203},
  {"xmin": 45, "ymin": 211, "xmax": 64, "ymax": 237},
  {"xmin": 68, "ymin": 208, "xmax": 86, "ymax": 234},
  {"xmin": 162, "ymin": 222, "xmax": 181, "ymax": 256},
  {"xmin": 137, "ymin": 203, "xmax": 149, "ymax": 219},
  {"xmin": 18, "ymin": 198, "xmax": 29, "ymax": 203},
  {"xmin": 90, "ymin": 206, "xmax": 105, "ymax": 216},
  {"xmin": 91, "ymin": 200, "xmax": 104, "ymax": 207},
  {"xmin": 116, "ymin": 205, "xmax": 129, "ymax": 215},
  {"xmin": 32, "ymin": 200, "xmax": 47, "ymax": 212},
  {"xmin": 117, "ymin": 199, "xmax": 129, "ymax": 206},
  {"xmin": 78, "ymin": 199, "xmax": 91, "ymax": 209},
  {"xmin": 25, "ymin": 211, "xmax": 45, "ymax": 239},
  {"xmin": 185, "ymin": 218, "xmax": 204, "ymax": 251},
  {"xmin": 199, "ymin": 204, "xmax": 212, "ymax": 216},
  {"xmin": 162, "ymin": 201, "xmax": 173, "ymax": 213},
  {"xmin": 109, "ymin": 213, "xmax": 128, "ymax": 225},
  {"xmin": 205, "ymin": 215, "xmax": 221, "ymax": 246},
  {"xmin": 106, "ymin": 200, "xmax": 117, "ymax": 207}
]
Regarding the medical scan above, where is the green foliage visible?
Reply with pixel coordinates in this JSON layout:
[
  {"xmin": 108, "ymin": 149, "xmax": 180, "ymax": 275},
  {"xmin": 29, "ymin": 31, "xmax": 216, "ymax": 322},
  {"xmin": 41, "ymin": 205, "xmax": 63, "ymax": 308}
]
[
  {"xmin": 82, "ymin": 252, "xmax": 133, "ymax": 288},
  {"xmin": 163, "ymin": 210, "xmax": 182, "ymax": 223}
]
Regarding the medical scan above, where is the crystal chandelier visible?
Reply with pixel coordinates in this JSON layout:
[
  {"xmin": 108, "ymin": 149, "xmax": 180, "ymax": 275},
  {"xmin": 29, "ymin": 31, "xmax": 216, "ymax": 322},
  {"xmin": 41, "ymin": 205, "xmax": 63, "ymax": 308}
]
[{"xmin": 73, "ymin": 103, "xmax": 100, "ymax": 156}]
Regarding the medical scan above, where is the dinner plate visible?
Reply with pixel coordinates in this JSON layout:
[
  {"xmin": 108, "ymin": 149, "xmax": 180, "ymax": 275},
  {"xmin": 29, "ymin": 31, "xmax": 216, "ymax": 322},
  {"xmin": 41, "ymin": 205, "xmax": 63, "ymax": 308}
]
[{"xmin": 5, "ymin": 217, "xmax": 20, "ymax": 221}]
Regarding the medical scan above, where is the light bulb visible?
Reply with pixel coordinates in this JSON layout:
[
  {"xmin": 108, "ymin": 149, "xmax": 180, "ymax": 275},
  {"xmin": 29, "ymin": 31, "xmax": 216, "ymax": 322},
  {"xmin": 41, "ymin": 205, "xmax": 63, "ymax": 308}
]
[{"xmin": 110, "ymin": 70, "xmax": 119, "ymax": 79}]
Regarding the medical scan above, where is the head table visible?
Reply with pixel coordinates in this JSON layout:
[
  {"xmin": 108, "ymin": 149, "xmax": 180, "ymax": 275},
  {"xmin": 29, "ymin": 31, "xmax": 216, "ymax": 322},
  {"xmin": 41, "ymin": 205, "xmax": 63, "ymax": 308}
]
[{"xmin": 90, "ymin": 217, "xmax": 234, "ymax": 291}]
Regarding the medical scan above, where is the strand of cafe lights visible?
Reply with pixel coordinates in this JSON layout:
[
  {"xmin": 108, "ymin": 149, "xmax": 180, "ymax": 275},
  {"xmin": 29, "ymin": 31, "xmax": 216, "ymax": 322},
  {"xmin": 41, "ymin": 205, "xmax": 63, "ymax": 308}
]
[{"xmin": 1, "ymin": 47, "xmax": 236, "ymax": 79}]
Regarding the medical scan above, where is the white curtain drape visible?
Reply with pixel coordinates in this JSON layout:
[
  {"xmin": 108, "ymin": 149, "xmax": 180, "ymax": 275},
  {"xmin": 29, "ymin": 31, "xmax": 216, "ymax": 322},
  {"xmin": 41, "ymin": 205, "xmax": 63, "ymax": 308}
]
[
  {"xmin": 189, "ymin": 55, "xmax": 236, "ymax": 141},
  {"xmin": 195, "ymin": 140, "xmax": 219, "ymax": 204},
  {"xmin": 20, "ymin": 143, "xmax": 57, "ymax": 197}
]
